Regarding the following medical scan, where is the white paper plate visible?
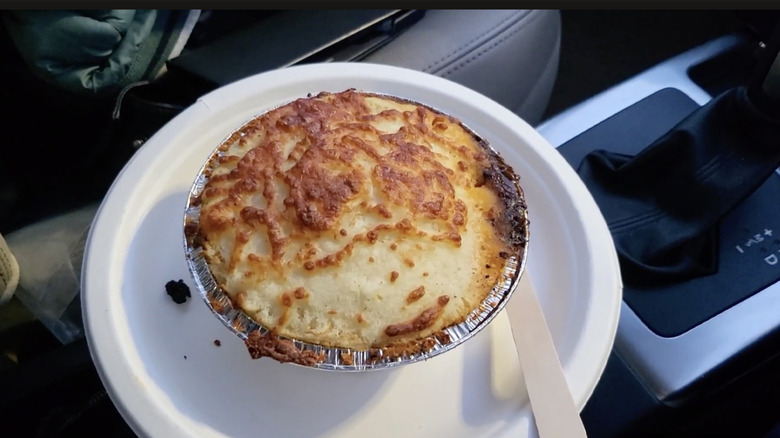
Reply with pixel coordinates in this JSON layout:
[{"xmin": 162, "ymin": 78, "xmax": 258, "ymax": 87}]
[{"xmin": 82, "ymin": 63, "xmax": 622, "ymax": 438}]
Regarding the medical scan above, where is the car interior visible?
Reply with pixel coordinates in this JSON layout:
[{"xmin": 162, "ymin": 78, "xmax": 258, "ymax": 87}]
[{"xmin": 1, "ymin": 8, "xmax": 780, "ymax": 438}]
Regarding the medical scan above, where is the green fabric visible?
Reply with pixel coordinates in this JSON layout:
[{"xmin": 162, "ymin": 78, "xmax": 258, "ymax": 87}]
[{"xmin": 4, "ymin": 10, "xmax": 188, "ymax": 96}]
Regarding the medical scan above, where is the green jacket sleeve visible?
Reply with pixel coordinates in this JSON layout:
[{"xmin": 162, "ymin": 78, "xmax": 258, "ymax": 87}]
[{"xmin": 4, "ymin": 10, "xmax": 192, "ymax": 96}]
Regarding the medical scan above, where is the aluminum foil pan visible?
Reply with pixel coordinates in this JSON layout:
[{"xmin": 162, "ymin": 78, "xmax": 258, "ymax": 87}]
[{"xmin": 183, "ymin": 92, "xmax": 529, "ymax": 372}]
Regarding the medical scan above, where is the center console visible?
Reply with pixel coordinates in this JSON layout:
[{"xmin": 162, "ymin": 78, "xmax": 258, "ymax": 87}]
[{"xmin": 537, "ymin": 34, "xmax": 780, "ymax": 437}]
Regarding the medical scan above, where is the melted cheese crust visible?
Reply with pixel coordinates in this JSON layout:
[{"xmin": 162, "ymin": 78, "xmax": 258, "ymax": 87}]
[{"xmin": 197, "ymin": 90, "xmax": 521, "ymax": 350}]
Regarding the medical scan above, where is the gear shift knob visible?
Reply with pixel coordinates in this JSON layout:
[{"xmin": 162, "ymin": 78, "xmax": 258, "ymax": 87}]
[{"xmin": 747, "ymin": 22, "xmax": 780, "ymax": 116}]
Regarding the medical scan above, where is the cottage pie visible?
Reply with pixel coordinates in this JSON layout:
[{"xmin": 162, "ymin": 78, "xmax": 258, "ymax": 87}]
[{"xmin": 191, "ymin": 89, "xmax": 527, "ymax": 363}]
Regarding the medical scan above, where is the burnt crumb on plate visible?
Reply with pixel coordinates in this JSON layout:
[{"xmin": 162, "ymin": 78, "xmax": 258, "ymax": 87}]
[
  {"xmin": 166, "ymin": 279, "xmax": 191, "ymax": 304},
  {"xmin": 213, "ymin": 339, "xmax": 221, "ymax": 347}
]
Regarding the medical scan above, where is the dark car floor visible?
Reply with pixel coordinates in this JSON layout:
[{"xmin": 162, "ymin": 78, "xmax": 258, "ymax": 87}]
[{"xmin": 1, "ymin": 9, "xmax": 779, "ymax": 438}]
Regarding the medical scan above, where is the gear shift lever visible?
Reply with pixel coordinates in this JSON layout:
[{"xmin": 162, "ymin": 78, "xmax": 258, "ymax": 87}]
[
  {"xmin": 577, "ymin": 22, "xmax": 780, "ymax": 286},
  {"xmin": 748, "ymin": 22, "xmax": 780, "ymax": 117}
]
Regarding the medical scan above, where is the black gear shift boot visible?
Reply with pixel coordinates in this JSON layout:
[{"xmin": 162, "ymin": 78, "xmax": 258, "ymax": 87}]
[
  {"xmin": 557, "ymin": 88, "xmax": 780, "ymax": 337},
  {"xmin": 577, "ymin": 86, "xmax": 780, "ymax": 286}
]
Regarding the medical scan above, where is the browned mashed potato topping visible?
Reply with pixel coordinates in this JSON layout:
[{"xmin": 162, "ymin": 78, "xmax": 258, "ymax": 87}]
[{"xmin": 191, "ymin": 89, "xmax": 527, "ymax": 364}]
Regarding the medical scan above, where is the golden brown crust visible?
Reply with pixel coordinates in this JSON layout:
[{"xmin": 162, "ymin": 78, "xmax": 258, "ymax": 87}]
[
  {"xmin": 405, "ymin": 286, "xmax": 425, "ymax": 303},
  {"xmin": 367, "ymin": 331, "xmax": 450, "ymax": 363},
  {"xmin": 340, "ymin": 351, "xmax": 355, "ymax": 365},
  {"xmin": 193, "ymin": 89, "xmax": 527, "ymax": 363},
  {"xmin": 385, "ymin": 295, "xmax": 449, "ymax": 337},
  {"xmin": 245, "ymin": 330, "xmax": 326, "ymax": 366}
]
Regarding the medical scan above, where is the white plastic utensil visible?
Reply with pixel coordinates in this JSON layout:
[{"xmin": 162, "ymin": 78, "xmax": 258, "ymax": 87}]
[{"xmin": 506, "ymin": 272, "xmax": 588, "ymax": 438}]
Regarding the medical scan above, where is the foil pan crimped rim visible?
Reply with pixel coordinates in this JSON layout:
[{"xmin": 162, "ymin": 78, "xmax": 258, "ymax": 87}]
[{"xmin": 182, "ymin": 90, "xmax": 529, "ymax": 372}]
